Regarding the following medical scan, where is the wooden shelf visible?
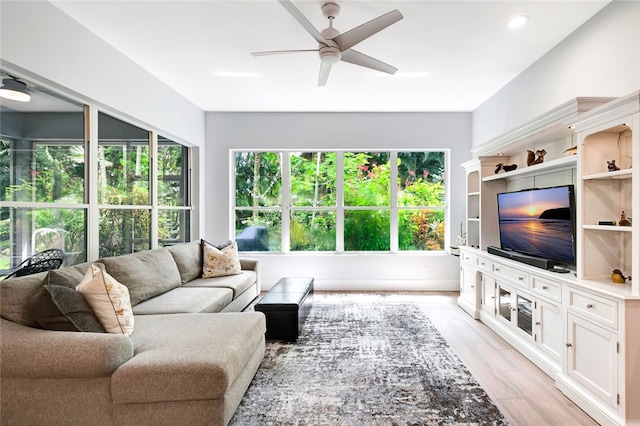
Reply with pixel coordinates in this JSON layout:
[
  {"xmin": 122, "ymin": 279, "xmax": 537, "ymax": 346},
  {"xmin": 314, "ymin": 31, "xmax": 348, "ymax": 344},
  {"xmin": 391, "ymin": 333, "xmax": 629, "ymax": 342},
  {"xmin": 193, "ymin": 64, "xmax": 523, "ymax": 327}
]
[
  {"xmin": 582, "ymin": 168, "xmax": 633, "ymax": 180},
  {"xmin": 482, "ymin": 156, "xmax": 576, "ymax": 182},
  {"xmin": 583, "ymin": 224, "xmax": 633, "ymax": 232}
]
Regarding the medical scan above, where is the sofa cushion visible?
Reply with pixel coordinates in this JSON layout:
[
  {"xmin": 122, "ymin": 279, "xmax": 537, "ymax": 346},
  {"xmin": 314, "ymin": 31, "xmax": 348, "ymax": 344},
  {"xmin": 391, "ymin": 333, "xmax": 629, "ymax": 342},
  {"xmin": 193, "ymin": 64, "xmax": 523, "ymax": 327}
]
[
  {"xmin": 202, "ymin": 240, "xmax": 241, "ymax": 278},
  {"xmin": 184, "ymin": 270, "xmax": 257, "ymax": 299},
  {"xmin": 110, "ymin": 312, "xmax": 266, "ymax": 404},
  {"xmin": 76, "ymin": 265, "xmax": 135, "ymax": 335},
  {"xmin": 166, "ymin": 241, "xmax": 202, "ymax": 284},
  {"xmin": 0, "ymin": 271, "xmax": 49, "ymax": 327},
  {"xmin": 0, "ymin": 263, "xmax": 95, "ymax": 327},
  {"xmin": 27, "ymin": 284, "xmax": 105, "ymax": 333},
  {"xmin": 98, "ymin": 249, "xmax": 181, "ymax": 306},
  {"xmin": 132, "ymin": 287, "xmax": 233, "ymax": 315}
]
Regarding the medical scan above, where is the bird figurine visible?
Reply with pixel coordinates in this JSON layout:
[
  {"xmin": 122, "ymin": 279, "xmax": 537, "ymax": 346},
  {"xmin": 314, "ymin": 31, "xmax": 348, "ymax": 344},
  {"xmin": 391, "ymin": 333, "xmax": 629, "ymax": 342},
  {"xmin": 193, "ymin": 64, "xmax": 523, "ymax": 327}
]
[
  {"xmin": 619, "ymin": 211, "xmax": 631, "ymax": 226},
  {"xmin": 527, "ymin": 149, "xmax": 546, "ymax": 166},
  {"xmin": 564, "ymin": 146, "xmax": 578, "ymax": 156},
  {"xmin": 495, "ymin": 163, "xmax": 518, "ymax": 174},
  {"xmin": 611, "ymin": 269, "xmax": 630, "ymax": 284},
  {"xmin": 607, "ymin": 160, "xmax": 620, "ymax": 172}
]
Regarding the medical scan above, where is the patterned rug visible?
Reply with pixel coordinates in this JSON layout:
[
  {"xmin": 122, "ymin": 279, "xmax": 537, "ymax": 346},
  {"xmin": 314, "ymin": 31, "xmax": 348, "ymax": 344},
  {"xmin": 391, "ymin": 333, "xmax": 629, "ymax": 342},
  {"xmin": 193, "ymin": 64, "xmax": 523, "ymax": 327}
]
[{"xmin": 230, "ymin": 293, "xmax": 509, "ymax": 425}]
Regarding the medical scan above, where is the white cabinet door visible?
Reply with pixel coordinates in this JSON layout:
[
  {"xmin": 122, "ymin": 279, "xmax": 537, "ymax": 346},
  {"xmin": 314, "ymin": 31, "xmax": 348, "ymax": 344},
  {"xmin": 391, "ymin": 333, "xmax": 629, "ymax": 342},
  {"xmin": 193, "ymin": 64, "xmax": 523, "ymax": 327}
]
[
  {"xmin": 480, "ymin": 274, "xmax": 496, "ymax": 315},
  {"xmin": 567, "ymin": 313, "xmax": 618, "ymax": 407},
  {"xmin": 535, "ymin": 299, "xmax": 561, "ymax": 363},
  {"xmin": 460, "ymin": 262, "xmax": 476, "ymax": 303}
]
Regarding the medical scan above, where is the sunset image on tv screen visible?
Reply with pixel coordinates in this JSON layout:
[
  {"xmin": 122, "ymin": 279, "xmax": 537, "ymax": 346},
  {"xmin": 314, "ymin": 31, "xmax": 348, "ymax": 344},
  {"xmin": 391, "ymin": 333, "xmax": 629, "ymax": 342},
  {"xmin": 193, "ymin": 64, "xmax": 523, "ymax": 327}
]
[{"xmin": 497, "ymin": 186, "xmax": 574, "ymax": 264}]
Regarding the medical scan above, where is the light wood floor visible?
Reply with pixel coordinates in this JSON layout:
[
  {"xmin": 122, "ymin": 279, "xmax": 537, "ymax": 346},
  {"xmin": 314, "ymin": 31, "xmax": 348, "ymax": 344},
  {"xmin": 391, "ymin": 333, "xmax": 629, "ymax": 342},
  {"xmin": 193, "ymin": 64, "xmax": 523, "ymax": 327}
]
[
  {"xmin": 321, "ymin": 291, "xmax": 599, "ymax": 426},
  {"xmin": 413, "ymin": 292, "xmax": 599, "ymax": 426}
]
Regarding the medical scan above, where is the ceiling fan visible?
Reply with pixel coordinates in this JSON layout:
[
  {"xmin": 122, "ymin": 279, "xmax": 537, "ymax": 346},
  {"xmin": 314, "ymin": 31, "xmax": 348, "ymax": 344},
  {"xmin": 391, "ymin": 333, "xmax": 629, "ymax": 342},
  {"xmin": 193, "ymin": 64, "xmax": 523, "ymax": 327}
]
[{"xmin": 252, "ymin": 1, "xmax": 403, "ymax": 86}]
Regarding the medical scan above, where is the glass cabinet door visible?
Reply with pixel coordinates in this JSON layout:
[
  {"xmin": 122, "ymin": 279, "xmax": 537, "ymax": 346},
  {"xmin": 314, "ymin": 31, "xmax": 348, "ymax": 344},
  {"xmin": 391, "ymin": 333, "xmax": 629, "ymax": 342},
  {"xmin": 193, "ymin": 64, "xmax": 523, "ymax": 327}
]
[
  {"xmin": 498, "ymin": 286, "xmax": 512, "ymax": 321},
  {"xmin": 517, "ymin": 294, "xmax": 533, "ymax": 336}
]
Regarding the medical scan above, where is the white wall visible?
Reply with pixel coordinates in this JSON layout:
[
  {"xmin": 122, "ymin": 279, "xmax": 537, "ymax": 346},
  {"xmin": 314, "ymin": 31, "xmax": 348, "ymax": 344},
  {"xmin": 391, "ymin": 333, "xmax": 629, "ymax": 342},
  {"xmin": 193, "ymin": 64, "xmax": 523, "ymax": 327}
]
[
  {"xmin": 0, "ymin": 0, "xmax": 205, "ymax": 148},
  {"xmin": 472, "ymin": 0, "xmax": 640, "ymax": 147},
  {"xmin": 205, "ymin": 112, "xmax": 471, "ymax": 290}
]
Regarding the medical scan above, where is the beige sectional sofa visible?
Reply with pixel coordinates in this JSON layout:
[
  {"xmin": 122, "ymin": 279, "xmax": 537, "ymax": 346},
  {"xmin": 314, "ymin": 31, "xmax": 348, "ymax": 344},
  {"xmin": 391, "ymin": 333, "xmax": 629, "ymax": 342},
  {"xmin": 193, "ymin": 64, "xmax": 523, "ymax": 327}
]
[{"xmin": 0, "ymin": 241, "xmax": 266, "ymax": 426}]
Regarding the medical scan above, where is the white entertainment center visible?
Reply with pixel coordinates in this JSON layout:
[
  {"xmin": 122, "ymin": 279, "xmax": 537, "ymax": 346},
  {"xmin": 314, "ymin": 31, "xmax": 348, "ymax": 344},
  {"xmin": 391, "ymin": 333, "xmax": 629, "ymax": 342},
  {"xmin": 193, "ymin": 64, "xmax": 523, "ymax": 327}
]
[{"xmin": 459, "ymin": 91, "xmax": 639, "ymax": 426}]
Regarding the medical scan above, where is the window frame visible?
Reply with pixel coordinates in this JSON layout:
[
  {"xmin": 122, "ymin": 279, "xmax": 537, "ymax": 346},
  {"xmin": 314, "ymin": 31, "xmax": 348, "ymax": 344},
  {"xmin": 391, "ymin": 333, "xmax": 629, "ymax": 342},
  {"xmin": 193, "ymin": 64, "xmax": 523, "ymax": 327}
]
[{"xmin": 232, "ymin": 149, "xmax": 449, "ymax": 254}]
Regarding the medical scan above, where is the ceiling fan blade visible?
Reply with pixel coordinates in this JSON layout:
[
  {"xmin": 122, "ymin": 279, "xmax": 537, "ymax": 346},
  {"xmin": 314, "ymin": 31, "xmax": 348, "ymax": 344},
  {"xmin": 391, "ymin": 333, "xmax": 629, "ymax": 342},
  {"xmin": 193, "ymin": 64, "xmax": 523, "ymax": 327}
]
[
  {"xmin": 332, "ymin": 9, "xmax": 403, "ymax": 52},
  {"xmin": 252, "ymin": 49, "xmax": 318, "ymax": 57},
  {"xmin": 340, "ymin": 49, "xmax": 398, "ymax": 74},
  {"xmin": 318, "ymin": 62, "xmax": 332, "ymax": 86},
  {"xmin": 278, "ymin": 0, "xmax": 328, "ymax": 45}
]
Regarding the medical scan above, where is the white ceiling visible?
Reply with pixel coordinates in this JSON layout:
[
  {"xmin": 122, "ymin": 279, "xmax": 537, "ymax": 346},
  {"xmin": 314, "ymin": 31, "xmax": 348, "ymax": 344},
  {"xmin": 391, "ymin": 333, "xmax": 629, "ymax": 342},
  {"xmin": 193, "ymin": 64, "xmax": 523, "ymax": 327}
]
[{"xmin": 49, "ymin": 0, "xmax": 610, "ymax": 112}]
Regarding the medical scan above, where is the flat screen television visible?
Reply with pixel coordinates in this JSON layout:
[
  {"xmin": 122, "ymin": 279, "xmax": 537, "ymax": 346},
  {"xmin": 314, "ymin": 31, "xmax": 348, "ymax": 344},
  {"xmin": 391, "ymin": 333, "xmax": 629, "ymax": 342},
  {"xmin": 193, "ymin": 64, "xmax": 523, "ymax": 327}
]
[{"xmin": 496, "ymin": 185, "xmax": 576, "ymax": 269}]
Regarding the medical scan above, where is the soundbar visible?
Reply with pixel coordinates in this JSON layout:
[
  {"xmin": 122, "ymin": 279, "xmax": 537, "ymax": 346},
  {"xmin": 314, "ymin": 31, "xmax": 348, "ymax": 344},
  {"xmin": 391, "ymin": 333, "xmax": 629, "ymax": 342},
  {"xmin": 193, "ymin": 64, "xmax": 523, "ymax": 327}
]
[{"xmin": 487, "ymin": 246, "xmax": 555, "ymax": 270}]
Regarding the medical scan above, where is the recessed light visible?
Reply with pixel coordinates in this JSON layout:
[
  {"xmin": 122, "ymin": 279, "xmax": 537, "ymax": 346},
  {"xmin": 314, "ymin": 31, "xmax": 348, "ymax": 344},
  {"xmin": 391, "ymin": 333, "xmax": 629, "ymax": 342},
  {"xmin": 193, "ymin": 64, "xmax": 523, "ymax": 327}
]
[{"xmin": 508, "ymin": 15, "xmax": 529, "ymax": 30}]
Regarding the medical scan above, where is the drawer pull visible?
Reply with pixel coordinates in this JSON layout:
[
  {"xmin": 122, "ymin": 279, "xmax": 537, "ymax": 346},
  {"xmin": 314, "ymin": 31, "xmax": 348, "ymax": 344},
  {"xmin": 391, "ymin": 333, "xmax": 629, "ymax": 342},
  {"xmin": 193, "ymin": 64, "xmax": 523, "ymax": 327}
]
[
  {"xmin": 535, "ymin": 322, "xmax": 541, "ymax": 325},
  {"xmin": 542, "ymin": 285, "xmax": 548, "ymax": 290},
  {"xmin": 586, "ymin": 303, "xmax": 594, "ymax": 309},
  {"xmin": 518, "ymin": 277, "xmax": 524, "ymax": 281},
  {"xmin": 495, "ymin": 267, "xmax": 500, "ymax": 271},
  {"xmin": 566, "ymin": 343, "xmax": 572, "ymax": 348}
]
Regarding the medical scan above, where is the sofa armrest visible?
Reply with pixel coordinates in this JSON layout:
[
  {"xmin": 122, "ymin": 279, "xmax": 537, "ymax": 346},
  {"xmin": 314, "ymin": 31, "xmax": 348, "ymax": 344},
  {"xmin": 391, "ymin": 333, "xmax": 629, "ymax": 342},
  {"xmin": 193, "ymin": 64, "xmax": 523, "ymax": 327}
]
[
  {"xmin": 1, "ymin": 318, "xmax": 134, "ymax": 378},
  {"xmin": 239, "ymin": 257, "xmax": 260, "ymax": 293}
]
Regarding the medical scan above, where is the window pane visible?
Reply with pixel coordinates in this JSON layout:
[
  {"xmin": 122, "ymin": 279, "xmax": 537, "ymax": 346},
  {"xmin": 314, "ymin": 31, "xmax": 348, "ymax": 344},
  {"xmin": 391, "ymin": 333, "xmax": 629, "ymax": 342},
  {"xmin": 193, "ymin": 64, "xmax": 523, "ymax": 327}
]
[
  {"xmin": 99, "ymin": 208, "xmax": 151, "ymax": 257},
  {"xmin": 399, "ymin": 209, "xmax": 445, "ymax": 251},
  {"xmin": 344, "ymin": 152, "xmax": 390, "ymax": 206},
  {"xmin": 0, "ymin": 207, "xmax": 87, "ymax": 270},
  {"xmin": 98, "ymin": 112, "xmax": 150, "ymax": 205},
  {"xmin": 33, "ymin": 144, "xmax": 85, "ymax": 203},
  {"xmin": 158, "ymin": 209, "xmax": 190, "ymax": 247},
  {"xmin": 158, "ymin": 137, "xmax": 188, "ymax": 206},
  {"xmin": 290, "ymin": 152, "xmax": 336, "ymax": 207},
  {"xmin": 290, "ymin": 211, "xmax": 336, "ymax": 251},
  {"xmin": 397, "ymin": 151, "xmax": 445, "ymax": 207},
  {"xmin": 235, "ymin": 152, "xmax": 281, "ymax": 207},
  {"xmin": 344, "ymin": 210, "xmax": 390, "ymax": 251},
  {"xmin": 235, "ymin": 210, "xmax": 281, "ymax": 252}
]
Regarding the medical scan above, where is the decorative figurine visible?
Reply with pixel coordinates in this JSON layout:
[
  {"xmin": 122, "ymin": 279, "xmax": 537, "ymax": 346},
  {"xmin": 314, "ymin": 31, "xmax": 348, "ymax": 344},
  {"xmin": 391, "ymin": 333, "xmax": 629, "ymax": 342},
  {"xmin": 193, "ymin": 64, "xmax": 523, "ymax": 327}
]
[
  {"xmin": 607, "ymin": 159, "xmax": 620, "ymax": 171},
  {"xmin": 563, "ymin": 146, "xmax": 578, "ymax": 156},
  {"xmin": 611, "ymin": 269, "xmax": 631, "ymax": 284},
  {"xmin": 619, "ymin": 211, "xmax": 631, "ymax": 226},
  {"xmin": 526, "ymin": 149, "xmax": 546, "ymax": 166},
  {"xmin": 494, "ymin": 163, "xmax": 518, "ymax": 174}
]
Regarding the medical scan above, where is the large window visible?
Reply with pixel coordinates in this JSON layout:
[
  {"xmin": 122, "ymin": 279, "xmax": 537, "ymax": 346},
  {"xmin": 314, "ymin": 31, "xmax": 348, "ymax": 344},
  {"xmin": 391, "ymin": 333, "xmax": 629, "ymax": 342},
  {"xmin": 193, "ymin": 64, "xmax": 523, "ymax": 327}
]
[
  {"xmin": 233, "ymin": 150, "xmax": 447, "ymax": 253},
  {"xmin": 0, "ymin": 71, "xmax": 192, "ymax": 273}
]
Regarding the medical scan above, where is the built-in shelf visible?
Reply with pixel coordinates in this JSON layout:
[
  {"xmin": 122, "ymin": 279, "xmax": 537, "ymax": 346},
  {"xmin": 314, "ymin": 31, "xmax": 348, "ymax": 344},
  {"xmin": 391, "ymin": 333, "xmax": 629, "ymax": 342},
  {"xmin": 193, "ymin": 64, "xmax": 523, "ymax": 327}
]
[
  {"xmin": 583, "ymin": 224, "xmax": 633, "ymax": 232},
  {"xmin": 582, "ymin": 168, "xmax": 633, "ymax": 180},
  {"xmin": 467, "ymin": 218, "xmax": 480, "ymax": 222},
  {"xmin": 482, "ymin": 155, "xmax": 576, "ymax": 182},
  {"xmin": 468, "ymin": 191, "xmax": 480, "ymax": 196}
]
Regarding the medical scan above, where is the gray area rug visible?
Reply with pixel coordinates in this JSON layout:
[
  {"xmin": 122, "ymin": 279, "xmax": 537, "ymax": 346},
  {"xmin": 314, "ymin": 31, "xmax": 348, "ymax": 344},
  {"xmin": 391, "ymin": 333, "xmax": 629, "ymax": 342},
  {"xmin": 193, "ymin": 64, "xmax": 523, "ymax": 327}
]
[{"xmin": 231, "ymin": 293, "xmax": 509, "ymax": 425}]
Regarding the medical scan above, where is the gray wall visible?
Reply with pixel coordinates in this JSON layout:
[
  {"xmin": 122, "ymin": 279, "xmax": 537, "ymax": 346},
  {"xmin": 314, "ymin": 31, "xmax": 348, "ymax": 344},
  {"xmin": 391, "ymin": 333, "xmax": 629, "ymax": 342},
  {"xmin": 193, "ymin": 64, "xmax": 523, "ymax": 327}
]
[
  {"xmin": 205, "ymin": 111, "xmax": 471, "ymax": 290},
  {"xmin": 472, "ymin": 0, "xmax": 640, "ymax": 146}
]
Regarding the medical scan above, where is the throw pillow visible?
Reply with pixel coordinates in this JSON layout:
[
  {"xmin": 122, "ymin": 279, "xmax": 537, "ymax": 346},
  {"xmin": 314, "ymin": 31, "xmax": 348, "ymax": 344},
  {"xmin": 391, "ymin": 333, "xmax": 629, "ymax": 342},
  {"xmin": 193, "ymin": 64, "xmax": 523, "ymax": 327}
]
[
  {"xmin": 202, "ymin": 240, "xmax": 242, "ymax": 278},
  {"xmin": 76, "ymin": 264, "xmax": 134, "ymax": 336},
  {"xmin": 27, "ymin": 283, "xmax": 106, "ymax": 333}
]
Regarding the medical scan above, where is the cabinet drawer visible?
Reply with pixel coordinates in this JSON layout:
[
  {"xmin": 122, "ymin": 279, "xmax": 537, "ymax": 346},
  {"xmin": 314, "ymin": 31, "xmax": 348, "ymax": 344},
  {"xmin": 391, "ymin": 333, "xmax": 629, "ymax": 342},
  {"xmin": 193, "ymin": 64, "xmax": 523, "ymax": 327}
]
[
  {"xmin": 493, "ymin": 262, "xmax": 529, "ymax": 287},
  {"xmin": 568, "ymin": 288, "xmax": 618, "ymax": 330},
  {"xmin": 531, "ymin": 275, "xmax": 562, "ymax": 303},
  {"xmin": 461, "ymin": 251, "xmax": 474, "ymax": 266},
  {"xmin": 475, "ymin": 256, "xmax": 492, "ymax": 272}
]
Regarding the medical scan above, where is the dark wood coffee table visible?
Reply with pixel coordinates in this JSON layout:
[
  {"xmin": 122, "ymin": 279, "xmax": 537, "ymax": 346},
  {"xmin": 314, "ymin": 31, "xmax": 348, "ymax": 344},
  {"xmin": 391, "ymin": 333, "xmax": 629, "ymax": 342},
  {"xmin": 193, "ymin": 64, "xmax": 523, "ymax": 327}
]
[{"xmin": 254, "ymin": 277, "xmax": 314, "ymax": 341}]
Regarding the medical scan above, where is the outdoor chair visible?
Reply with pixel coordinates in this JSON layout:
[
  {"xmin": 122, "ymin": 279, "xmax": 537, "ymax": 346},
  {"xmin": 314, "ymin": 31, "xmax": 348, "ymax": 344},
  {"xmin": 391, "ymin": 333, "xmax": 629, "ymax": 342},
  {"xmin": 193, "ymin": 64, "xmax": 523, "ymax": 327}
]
[{"xmin": 0, "ymin": 249, "xmax": 66, "ymax": 279}]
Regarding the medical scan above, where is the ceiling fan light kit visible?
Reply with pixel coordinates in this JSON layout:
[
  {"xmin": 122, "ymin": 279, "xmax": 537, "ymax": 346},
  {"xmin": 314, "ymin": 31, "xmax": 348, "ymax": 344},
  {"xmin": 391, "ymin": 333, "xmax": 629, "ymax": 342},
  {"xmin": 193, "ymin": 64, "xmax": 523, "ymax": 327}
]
[
  {"xmin": 0, "ymin": 78, "xmax": 31, "ymax": 102},
  {"xmin": 251, "ymin": 0, "xmax": 403, "ymax": 86}
]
